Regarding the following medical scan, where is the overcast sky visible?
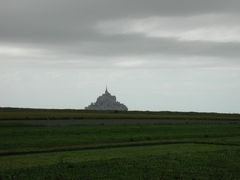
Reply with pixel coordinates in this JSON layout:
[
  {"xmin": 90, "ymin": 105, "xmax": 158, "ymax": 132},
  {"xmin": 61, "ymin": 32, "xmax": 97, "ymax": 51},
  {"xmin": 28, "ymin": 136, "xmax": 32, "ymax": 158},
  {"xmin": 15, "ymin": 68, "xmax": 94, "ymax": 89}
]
[{"xmin": 0, "ymin": 0, "xmax": 240, "ymax": 113}]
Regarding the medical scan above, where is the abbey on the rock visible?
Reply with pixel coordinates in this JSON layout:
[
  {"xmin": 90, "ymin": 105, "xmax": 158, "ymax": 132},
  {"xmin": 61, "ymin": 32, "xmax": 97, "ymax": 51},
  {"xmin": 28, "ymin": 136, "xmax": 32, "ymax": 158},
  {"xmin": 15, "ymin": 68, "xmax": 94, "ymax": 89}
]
[{"xmin": 85, "ymin": 88, "xmax": 128, "ymax": 111}]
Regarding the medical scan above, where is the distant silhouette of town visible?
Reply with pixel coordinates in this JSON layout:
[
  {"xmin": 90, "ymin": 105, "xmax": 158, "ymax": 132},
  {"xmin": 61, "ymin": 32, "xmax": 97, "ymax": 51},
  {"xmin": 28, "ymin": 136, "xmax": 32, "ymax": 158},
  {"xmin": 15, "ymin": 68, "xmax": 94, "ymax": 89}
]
[{"xmin": 85, "ymin": 88, "xmax": 128, "ymax": 111}]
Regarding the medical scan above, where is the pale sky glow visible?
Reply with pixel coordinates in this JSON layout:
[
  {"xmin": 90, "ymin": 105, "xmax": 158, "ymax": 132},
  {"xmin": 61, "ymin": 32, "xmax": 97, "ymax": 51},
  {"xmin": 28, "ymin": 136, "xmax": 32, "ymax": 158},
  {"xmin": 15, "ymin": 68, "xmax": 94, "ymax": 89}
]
[
  {"xmin": 0, "ymin": 45, "xmax": 44, "ymax": 57},
  {"xmin": 0, "ymin": 0, "xmax": 240, "ymax": 113}
]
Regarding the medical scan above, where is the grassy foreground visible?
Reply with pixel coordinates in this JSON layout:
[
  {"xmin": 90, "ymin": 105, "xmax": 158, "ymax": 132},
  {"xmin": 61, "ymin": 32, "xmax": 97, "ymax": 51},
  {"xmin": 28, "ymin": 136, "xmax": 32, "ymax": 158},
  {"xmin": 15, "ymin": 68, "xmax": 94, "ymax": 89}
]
[
  {"xmin": 0, "ymin": 124, "xmax": 240, "ymax": 154},
  {"xmin": 1, "ymin": 144, "xmax": 240, "ymax": 179},
  {"xmin": 0, "ymin": 123, "xmax": 240, "ymax": 179}
]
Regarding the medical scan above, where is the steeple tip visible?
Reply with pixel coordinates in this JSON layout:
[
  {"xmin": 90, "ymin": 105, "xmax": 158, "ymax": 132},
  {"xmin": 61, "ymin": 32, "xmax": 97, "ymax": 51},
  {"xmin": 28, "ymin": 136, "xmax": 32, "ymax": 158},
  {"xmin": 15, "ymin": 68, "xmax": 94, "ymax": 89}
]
[{"xmin": 105, "ymin": 85, "xmax": 109, "ymax": 94}]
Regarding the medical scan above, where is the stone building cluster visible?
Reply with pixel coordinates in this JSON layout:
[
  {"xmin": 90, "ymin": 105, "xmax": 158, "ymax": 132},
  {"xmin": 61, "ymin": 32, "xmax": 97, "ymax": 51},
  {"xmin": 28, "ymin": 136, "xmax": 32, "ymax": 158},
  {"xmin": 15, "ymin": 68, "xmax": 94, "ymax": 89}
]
[{"xmin": 85, "ymin": 88, "xmax": 128, "ymax": 111}]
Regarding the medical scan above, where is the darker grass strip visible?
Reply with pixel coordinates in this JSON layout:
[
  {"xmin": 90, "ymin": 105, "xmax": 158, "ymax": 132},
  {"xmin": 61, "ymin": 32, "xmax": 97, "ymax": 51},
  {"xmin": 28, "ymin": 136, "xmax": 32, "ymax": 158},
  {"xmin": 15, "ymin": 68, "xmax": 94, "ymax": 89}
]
[{"xmin": 0, "ymin": 140, "xmax": 240, "ymax": 157}]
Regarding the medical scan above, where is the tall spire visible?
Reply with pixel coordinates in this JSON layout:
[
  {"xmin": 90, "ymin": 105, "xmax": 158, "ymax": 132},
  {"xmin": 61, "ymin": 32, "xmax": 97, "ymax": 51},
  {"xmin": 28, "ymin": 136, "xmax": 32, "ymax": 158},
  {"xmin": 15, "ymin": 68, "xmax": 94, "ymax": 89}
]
[{"xmin": 105, "ymin": 85, "xmax": 109, "ymax": 94}]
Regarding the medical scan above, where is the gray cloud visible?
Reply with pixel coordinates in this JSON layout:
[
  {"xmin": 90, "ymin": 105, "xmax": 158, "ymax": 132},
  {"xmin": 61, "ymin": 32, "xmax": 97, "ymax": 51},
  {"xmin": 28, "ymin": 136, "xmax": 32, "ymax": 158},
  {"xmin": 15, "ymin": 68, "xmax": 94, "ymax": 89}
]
[
  {"xmin": 0, "ymin": 0, "xmax": 240, "ymax": 60},
  {"xmin": 1, "ymin": 0, "xmax": 240, "ymax": 43},
  {"xmin": 62, "ymin": 36, "xmax": 240, "ymax": 58}
]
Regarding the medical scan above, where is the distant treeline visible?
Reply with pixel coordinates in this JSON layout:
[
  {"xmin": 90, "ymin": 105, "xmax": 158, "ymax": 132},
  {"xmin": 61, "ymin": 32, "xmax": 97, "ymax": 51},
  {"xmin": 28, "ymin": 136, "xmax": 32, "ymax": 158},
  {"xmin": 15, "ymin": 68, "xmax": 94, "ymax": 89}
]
[{"xmin": 0, "ymin": 107, "xmax": 239, "ymax": 121}]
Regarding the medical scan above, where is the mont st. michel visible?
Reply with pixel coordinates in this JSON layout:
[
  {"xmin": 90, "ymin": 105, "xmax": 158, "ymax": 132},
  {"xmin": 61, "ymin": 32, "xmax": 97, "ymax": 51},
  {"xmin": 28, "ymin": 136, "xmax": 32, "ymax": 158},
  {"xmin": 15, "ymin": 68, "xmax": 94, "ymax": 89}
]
[{"xmin": 85, "ymin": 88, "xmax": 128, "ymax": 111}]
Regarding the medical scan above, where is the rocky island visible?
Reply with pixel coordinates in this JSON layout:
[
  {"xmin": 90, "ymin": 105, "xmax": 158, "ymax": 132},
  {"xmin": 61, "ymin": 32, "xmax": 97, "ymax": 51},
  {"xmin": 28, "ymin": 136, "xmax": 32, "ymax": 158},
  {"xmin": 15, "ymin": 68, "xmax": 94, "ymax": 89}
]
[{"xmin": 85, "ymin": 88, "xmax": 128, "ymax": 111}]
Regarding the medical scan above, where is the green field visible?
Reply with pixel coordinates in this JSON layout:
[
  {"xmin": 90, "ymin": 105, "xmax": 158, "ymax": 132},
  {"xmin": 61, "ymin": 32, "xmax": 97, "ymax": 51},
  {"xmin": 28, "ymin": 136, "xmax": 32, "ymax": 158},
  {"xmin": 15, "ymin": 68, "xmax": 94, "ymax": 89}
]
[
  {"xmin": 1, "ymin": 107, "xmax": 240, "ymax": 121},
  {"xmin": 0, "ymin": 123, "xmax": 240, "ymax": 179}
]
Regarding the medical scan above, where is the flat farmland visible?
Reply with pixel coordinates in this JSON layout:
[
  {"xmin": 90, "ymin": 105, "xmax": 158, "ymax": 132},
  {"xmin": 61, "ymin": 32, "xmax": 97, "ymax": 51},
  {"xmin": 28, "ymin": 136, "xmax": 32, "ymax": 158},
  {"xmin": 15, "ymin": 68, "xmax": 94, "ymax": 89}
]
[
  {"xmin": 0, "ymin": 122, "xmax": 240, "ymax": 179},
  {"xmin": 1, "ymin": 108, "xmax": 240, "ymax": 121}
]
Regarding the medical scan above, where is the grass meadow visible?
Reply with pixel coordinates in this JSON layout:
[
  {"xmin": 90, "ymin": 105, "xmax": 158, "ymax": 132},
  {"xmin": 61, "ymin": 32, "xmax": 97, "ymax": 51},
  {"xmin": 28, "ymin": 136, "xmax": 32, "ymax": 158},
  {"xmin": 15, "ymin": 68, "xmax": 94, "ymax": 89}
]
[
  {"xmin": 1, "ymin": 108, "xmax": 240, "ymax": 121},
  {"xmin": 0, "ymin": 122, "xmax": 240, "ymax": 179}
]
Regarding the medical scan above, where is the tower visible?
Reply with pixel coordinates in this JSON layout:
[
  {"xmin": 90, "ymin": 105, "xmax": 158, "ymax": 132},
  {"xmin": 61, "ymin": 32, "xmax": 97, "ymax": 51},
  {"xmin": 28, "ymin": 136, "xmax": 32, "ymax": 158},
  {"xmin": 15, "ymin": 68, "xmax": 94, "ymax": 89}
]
[{"xmin": 105, "ymin": 86, "xmax": 110, "ymax": 95}]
